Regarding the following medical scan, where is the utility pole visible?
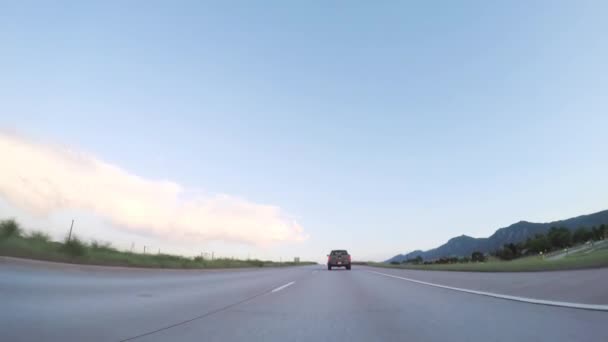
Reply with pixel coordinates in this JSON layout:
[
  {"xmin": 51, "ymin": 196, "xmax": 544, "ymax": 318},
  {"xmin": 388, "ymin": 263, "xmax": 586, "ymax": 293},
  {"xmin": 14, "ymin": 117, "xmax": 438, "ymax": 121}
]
[
  {"xmin": 67, "ymin": 219, "xmax": 74, "ymax": 242},
  {"xmin": 143, "ymin": 245, "xmax": 146, "ymax": 254}
]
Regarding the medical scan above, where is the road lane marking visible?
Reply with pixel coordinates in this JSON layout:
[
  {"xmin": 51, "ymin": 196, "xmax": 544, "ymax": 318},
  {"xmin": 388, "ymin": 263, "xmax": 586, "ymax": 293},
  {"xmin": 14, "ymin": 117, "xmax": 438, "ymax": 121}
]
[
  {"xmin": 366, "ymin": 270, "xmax": 608, "ymax": 312},
  {"xmin": 271, "ymin": 281, "xmax": 295, "ymax": 293}
]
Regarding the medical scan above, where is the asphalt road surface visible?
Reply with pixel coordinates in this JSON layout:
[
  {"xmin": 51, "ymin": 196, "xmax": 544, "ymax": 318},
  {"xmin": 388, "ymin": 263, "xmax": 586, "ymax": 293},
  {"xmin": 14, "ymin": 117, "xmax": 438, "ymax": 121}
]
[{"xmin": 1, "ymin": 258, "xmax": 607, "ymax": 342}]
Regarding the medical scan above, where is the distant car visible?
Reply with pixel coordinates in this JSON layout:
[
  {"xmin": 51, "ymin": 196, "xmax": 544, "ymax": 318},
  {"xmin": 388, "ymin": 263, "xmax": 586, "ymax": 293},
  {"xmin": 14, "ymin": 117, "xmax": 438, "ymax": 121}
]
[{"xmin": 327, "ymin": 250, "xmax": 351, "ymax": 270}]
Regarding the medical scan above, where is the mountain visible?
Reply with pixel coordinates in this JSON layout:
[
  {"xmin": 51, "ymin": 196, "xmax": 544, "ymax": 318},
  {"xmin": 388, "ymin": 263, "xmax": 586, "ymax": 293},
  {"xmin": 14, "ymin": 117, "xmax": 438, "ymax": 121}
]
[
  {"xmin": 417, "ymin": 235, "xmax": 486, "ymax": 261},
  {"xmin": 386, "ymin": 209, "xmax": 608, "ymax": 263},
  {"xmin": 388, "ymin": 250, "xmax": 425, "ymax": 263}
]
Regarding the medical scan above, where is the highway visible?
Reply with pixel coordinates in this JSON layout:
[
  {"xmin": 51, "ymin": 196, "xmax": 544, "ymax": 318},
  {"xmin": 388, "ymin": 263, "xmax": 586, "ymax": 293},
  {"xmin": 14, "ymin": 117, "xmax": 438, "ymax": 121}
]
[{"xmin": 1, "ymin": 258, "xmax": 607, "ymax": 342}]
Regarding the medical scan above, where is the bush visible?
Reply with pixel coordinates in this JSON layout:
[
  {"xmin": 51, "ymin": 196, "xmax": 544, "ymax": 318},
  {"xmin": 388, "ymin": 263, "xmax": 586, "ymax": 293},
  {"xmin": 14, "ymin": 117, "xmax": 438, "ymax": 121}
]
[
  {"xmin": 402, "ymin": 256, "xmax": 423, "ymax": 264},
  {"xmin": 0, "ymin": 219, "xmax": 22, "ymax": 239},
  {"xmin": 90, "ymin": 240, "xmax": 115, "ymax": 252},
  {"xmin": 433, "ymin": 257, "xmax": 459, "ymax": 264},
  {"xmin": 28, "ymin": 231, "xmax": 51, "ymax": 242},
  {"xmin": 495, "ymin": 247, "xmax": 515, "ymax": 261},
  {"xmin": 249, "ymin": 259, "xmax": 265, "ymax": 267},
  {"xmin": 62, "ymin": 236, "xmax": 87, "ymax": 257},
  {"xmin": 471, "ymin": 251, "xmax": 485, "ymax": 262}
]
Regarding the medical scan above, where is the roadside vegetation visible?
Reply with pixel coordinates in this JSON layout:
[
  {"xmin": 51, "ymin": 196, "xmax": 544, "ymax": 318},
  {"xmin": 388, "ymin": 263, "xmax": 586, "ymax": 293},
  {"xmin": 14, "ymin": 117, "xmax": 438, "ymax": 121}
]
[
  {"xmin": 492, "ymin": 225, "xmax": 607, "ymax": 261},
  {"xmin": 374, "ymin": 247, "xmax": 608, "ymax": 272},
  {"xmin": 0, "ymin": 218, "xmax": 315, "ymax": 269},
  {"xmin": 383, "ymin": 225, "xmax": 608, "ymax": 272}
]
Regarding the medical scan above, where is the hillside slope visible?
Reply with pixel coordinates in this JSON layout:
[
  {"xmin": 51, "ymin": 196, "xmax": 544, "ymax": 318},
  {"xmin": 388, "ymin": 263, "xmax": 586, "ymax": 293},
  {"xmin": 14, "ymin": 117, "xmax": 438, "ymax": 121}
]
[{"xmin": 387, "ymin": 209, "xmax": 608, "ymax": 262}]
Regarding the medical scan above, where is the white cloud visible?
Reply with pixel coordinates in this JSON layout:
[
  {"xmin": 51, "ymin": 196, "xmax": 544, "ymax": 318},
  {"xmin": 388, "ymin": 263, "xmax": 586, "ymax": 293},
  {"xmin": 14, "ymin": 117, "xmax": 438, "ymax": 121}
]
[{"xmin": 0, "ymin": 132, "xmax": 307, "ymax": 245}]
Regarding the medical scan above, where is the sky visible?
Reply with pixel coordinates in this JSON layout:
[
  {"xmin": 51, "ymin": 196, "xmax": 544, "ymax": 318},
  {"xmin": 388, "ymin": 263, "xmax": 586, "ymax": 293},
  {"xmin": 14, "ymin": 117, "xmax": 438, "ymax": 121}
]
[{"xmin": 1, "ymin": 1, "xmax": 607, "ymax": 262}]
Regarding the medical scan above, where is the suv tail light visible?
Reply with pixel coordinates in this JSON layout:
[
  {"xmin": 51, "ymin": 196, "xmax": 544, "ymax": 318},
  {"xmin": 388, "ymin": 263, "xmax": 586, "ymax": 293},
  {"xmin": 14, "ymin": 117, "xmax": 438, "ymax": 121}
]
[{"xmin": 348, "ymin": 255, "xmax": 351, "ymax": 262}]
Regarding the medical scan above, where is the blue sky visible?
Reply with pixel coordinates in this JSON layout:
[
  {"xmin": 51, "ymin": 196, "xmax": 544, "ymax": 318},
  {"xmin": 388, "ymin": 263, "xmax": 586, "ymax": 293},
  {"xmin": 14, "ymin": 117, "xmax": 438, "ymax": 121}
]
[{"xmin": 1, "ymin": 1, "xmax": 607, "ymax": 261}]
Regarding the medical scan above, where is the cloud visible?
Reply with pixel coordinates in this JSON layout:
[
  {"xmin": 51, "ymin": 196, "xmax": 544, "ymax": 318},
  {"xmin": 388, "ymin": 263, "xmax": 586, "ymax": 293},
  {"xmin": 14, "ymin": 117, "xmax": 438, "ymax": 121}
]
[{"xmin": 0, "ymin": 132, "xmax": 307, "ymax": 245}]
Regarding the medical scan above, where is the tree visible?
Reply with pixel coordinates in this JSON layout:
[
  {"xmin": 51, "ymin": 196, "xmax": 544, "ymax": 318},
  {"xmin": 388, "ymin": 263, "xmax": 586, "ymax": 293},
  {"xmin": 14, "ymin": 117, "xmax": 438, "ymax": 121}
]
[
  {"xmin": 403, "ymin": 255, "xmax": 423, "ymax": 264},
  {"xmin": 471, "ymin": 251, "xmax": 485, "ymax": 262},
  {"xmin": 591, "ymin": 226, "xmax": 604, "ymax": 241},
  {"xmin": 460, "ymin": 256, "xmax": 471, "ymax": 263},
  {"xmin": 506, "ymin": 243, "xmax": 519, "ymax": 255},
  {"xmin": 525, "ymin": 234, "xmax": 551, "ymax": 253},
  {"xmin": 495, "ymin": 248, "xmax": 512, "ymax": 260},
  {"xmin": 495, "ymin": 243, "xmax": 519, "ymax": 260},
  {"xmin": 572, "ymin": 227, "xmax": 592, "ymax": 244},
  {"xmin": 0, "ymin": 219, "xmax": 22, "ymax": 239},
  {"xmin": 601, "ymin": 224, "xmax": 607, "ymax": 239},
  {"xmin": 547, "ymin": 226, "xmax": 571, "ymax": 249}
]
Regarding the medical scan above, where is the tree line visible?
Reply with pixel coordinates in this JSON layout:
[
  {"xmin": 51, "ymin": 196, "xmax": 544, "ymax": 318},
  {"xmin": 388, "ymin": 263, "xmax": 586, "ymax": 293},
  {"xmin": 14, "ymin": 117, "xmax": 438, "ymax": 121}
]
[
  {"xmin": 397, "ymin": 252, "xmax": 486, "ymax": 265},
  {"xmin": 493, "ymin": 225, "xmax": 607, "ymax": 261},
  {"xmin": 392, "ymin": 224, "xmax": 607, "ymax": 265}
]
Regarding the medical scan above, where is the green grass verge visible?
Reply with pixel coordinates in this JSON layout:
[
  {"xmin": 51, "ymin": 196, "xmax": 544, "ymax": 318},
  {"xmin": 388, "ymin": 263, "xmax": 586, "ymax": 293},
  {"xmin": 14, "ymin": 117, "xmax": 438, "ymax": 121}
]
[
  {"xmin": 370, "ymin": 249, "xmax": 608, "ymax": 272},
  {"xmin": 0, "ymin": 234, "xmax": 315, "ymax": 269}
]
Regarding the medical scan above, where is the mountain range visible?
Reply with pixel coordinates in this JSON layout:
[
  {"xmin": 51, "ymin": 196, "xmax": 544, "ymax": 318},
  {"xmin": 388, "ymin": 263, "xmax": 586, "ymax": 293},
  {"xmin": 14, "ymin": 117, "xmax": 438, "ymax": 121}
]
[{"xmin": 386, "ymin": 209, "xmax": 608, "ymax": 263}]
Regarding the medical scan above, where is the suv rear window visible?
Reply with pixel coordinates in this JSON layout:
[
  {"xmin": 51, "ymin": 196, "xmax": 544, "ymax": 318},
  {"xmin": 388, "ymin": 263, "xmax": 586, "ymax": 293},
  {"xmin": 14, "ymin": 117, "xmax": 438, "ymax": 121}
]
[{"xmin": 331, "ymin": 250, "xmax": 348, "ymax": 256}]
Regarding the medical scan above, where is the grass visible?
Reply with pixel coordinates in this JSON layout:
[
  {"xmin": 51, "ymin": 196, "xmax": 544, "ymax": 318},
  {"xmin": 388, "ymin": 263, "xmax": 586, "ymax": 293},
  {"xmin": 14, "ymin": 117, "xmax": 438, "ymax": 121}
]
[
  {"xmin": 0, "ymin": 219, "xmax": 315, "ymax": 269},
  {"xmin": 370, "ymin": 248, "xmax": 608, "ymax": 272}
]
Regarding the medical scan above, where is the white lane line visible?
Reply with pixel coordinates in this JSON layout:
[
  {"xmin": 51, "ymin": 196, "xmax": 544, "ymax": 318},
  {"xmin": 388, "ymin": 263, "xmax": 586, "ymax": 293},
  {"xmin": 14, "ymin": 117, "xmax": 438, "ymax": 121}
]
[
  {"xmin": 271, "ymin": 281, "xmax": 295, "ymax": 293},
  {"xmin": 366, "ymin": 270, "xmax": 608, "ymax": 312}
]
